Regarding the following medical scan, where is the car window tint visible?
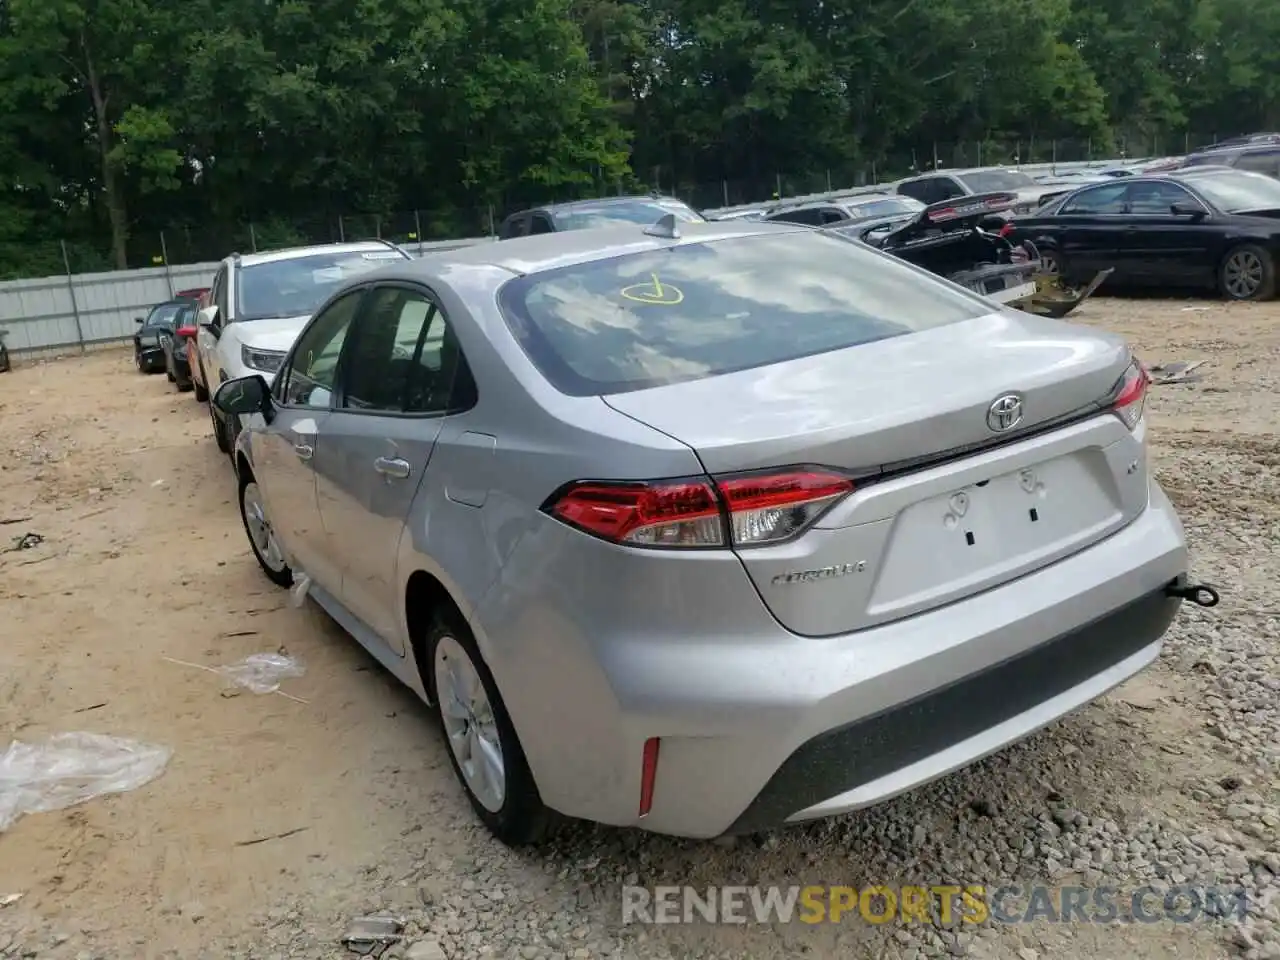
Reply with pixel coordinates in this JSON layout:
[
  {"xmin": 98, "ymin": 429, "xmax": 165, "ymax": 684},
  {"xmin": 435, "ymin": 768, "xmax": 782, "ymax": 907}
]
[
  {"xmin": 529, "ymin": 214, "xmax": 556, "ymax": 234},
  {"xmin": 144, "ymin": 303, "xmax": 183, "ymax": 330},
  {"xmin": 1060, "ymin": 183, "xmax": 1129, "ymax": 214},
  {"xmin": 1126, "ymin": 181, "xmax": 1198, "ymax": 214},
  {"xmin": 280, "ymin": 291, "xmax": 362, "ymax": 408},
  {"xmin": 497, "ymin": 230, "xmax": 990, "ymax": 397},
  {"xmin": 341, "ymin": 287, "xmax": 473, "ymax": 414},
  {"xmin": 896, "ymin": 180, "xmax": 931, "ymax": 203},
  {"xmin": 768, "ymin": 208, "xmax": 821, "ymax": 225}
]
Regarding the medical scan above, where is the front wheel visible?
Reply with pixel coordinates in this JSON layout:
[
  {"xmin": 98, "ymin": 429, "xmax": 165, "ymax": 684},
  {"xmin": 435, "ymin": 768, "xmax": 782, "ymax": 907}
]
[
  {"xmin": 1219, "ymin": 244, "xmax": 1276, "ymax": 301},
  {"xmin": 239, "ymin": 474, "xmax": 293, "ymax": 588},
  {"xmin": 427, "ymin": 613, "xmax": 549, "ymax": 846}
]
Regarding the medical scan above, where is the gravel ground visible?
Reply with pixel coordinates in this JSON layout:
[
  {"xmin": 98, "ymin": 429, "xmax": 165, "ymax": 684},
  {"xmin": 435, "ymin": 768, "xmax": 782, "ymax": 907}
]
[{"xmin": 0, "ymin": 296, "xmax": 1277, "ymax": 960}]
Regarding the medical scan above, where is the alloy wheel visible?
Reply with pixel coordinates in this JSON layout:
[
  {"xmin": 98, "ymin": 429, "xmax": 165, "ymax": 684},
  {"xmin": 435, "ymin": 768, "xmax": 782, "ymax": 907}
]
[
  {"xmin": 434, "ymin": 635, "xmax": 506, "ymax": 813},
  {"xmin": 241, "ymin": 481, "xmax": 286, "ymax": 574},
  {"xmin": 1224, "ymin": 249, "xmax": 1264, "ymax": 299}
]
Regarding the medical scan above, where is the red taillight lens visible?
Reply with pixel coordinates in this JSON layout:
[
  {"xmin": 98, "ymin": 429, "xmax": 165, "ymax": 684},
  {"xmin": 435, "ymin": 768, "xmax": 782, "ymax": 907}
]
[
  {"xmin": 176, "ymin": 325, "xmax": 197, "ymax": 339},
  {"xmin": 928, "ymin": 207, "xmax": 958, "ymax": 223},
  {"xmin": 545, "ymin": 469, "xmax": 854, "ymax": 549},
  {"xmin": 1110, "ymin": 358, "xmax": 1149, "ymax": 430},
  {"xmin": 548, "ymin": 479, "xmax": 723, "ymax": 547},
  {"xmin": 998, "ymin": 223, "xmax": 1015, "ymax": 238}
]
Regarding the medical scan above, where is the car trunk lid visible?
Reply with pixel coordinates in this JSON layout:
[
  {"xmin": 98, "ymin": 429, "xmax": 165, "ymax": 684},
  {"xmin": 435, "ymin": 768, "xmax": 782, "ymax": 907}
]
[{"xmin": 603, "ymin": 312, "xmax": 1146, "ymax": 635}]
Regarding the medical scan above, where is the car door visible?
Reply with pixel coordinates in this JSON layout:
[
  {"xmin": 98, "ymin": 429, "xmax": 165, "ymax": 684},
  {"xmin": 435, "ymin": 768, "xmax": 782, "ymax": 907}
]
[
  {"xmin": 1043, "ymin": 183, "xmax": 1131, "ymax": 278},
  {"xmin": 1115, "ymin": 181, "xmax": 1216, "ymax": 286},
  {"xmin": 196, "ymin": 264, "xmax": 227, "ymax": 383},
  {"xmin": 312, "ymin": 283, "xmax": 471, "ymax": 654},
  {"xmin": 253, "ymin": 289, "xmax": 365, "ymax": 595}
]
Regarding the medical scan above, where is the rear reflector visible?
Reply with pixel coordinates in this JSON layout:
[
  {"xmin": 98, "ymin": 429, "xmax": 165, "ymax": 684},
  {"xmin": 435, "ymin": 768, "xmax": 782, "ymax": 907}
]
[
  {"xmin": 1109, "ymin": 358, "xmax": 1149, "ymax": 430},
  {"xmin": 545, "ymin": 469, "xmax": 854, "ymax": 549},
  {"xmin": 638, "ymin": 737, "xmax": 660, "ymax": 818}
]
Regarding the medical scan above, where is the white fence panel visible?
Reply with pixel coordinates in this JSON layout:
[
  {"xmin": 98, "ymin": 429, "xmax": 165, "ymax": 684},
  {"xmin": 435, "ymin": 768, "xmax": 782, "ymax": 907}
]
[{"xmin": 0, "ymin": 239, "xmax": 493, "ymax": 356}]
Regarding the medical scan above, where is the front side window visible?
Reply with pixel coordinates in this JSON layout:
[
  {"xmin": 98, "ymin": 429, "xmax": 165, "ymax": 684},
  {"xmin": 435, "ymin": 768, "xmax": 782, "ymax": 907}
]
[
  {"xmin": 767, "ymin": 208, "xmax": 823, "ymax": 225},
  {"xmin": 342, "ymin": 286, "xmax": 474, "ymax": 414},
  {"xmin": 278, "ymin": 290, "xmax": 364, "ymax": 408},
  {"xmin": 236, "ymin": 249, "xmax": 407, "ymax": 322},
  {"xmin": 497, "ymin": 231, "xmax": 990, "ymax": 397},
  {"xmin": 1126, "ymin": 181, "xmax": 1200, "ymax": 214}
]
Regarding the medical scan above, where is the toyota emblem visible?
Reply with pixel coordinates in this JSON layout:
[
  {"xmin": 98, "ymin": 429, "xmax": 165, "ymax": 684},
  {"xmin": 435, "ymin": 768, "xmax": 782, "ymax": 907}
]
[{"xmin": 986, "ymin": 393, "xmax": 1024, "ymax": 432}]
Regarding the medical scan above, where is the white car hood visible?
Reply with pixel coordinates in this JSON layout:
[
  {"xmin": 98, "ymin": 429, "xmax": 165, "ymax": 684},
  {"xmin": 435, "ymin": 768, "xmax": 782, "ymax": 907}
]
[{"xmin": 236, "ymin": 315, "xmax": 311, "ymax": 353}]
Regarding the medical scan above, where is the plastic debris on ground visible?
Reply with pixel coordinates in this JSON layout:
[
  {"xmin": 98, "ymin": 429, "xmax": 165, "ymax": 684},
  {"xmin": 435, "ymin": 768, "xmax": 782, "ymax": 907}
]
[
  {"xmin": 214, "ymin": 652, "xmax": 306, "ymax": 694},
  {"xmin": 289, "ymin": 571, "xmax": 312, "ymax": 609},
  {"xmin": 1148, "ymin": 360, "xmax": 1209, "ymax": 385},
  {"xmin": 0, "ymin": 732, "xmax": 172, "ymax": 832},
  {"xmin": 341, "ymin": 915, "xmax": 405, "ymax": 957}
]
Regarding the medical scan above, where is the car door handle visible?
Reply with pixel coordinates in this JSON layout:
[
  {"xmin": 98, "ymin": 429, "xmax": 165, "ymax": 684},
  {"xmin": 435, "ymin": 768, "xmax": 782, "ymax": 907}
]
[
  {"xmin": 294, "ymin": 442, "xmax": 314, "ymax": 461},
  {"xmin": 374, "ymin": 456, "xmax": 411, "ymax": 480}
]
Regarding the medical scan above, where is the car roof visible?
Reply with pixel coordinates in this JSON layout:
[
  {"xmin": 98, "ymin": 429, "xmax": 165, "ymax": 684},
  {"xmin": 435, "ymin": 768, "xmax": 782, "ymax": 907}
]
[
  {"xmin": 392, "ymin": 220, "xmax": 809, "ymax": 279},
  {"xmin": 233, "ymin": 241, "xmax": 405, "ymax": 268},
  {"xmin": 900, "ymin": 167, "xmax": 1030, "ymax": 182}
]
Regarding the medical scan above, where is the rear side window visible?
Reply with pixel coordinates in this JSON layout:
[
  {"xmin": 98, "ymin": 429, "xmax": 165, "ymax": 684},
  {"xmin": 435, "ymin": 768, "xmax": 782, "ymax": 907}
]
[{"xmin": 497, "ymin": 231, "xmax": 990, "ymax": 397}]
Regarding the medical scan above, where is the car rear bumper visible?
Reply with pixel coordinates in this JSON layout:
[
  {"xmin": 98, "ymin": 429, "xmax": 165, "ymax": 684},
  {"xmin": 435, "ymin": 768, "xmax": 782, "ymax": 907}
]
[{"xmin": 473, "ymin": 477, "xmax": 1188, "ymax": 838}]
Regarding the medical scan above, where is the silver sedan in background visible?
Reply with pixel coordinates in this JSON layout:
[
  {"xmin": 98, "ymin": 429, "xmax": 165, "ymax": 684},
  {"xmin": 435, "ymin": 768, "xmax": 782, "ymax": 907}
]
[{"xmin": 214, "ymin": 217, "xmax": 1200, "ymax": 845}]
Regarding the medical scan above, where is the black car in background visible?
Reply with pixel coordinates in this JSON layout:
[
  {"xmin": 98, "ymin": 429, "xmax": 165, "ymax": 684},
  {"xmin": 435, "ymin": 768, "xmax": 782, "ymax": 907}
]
[
  {"xmin": 1178, "ymin": 143, "xmax": 1280, "ymax": 178},
  {"xmin": 1007, "ymin": 167, "xmax": 1280, "ymax": 301},
  {"xmin": 161, "ymin": 299, "xmax": 199, "ymax": 390},
  {"xmin": 497, "ymin": 195, "xmax": 704, "ymax": 238},
  {"xmin": 133, "ymin": 299, "xmax": 190, "ymax": 373}
]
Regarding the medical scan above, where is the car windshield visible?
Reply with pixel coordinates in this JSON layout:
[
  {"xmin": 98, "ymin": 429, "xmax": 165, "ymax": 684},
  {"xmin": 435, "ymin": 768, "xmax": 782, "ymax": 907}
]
[
  {"xmin": 844, "ymin": 197, "xmax": 925, "ymax": 219},
  {"xmin": 552, "ymin": 199, "xmax": 705, "ymax": 231},
  {"xmin": 1185, "ymin": 170, "xmax": 1280, "ymax": 212},
  {"xmin": 236, "ymin": 250, "xmax": 405, "ymax": 321},
  {"xmin": 496, "ymin": 231, "xmax": 990, "ymax": 396},
  {"xmin": 957, "ymin": 171, "xmax": 1038, "ymax": 192}
]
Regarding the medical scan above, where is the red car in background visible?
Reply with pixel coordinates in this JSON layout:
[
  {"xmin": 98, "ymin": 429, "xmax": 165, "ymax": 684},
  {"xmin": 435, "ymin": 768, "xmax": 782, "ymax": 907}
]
[{"xmin": 184, "ymin": 289, "xmax": 212, "ymax": 401}]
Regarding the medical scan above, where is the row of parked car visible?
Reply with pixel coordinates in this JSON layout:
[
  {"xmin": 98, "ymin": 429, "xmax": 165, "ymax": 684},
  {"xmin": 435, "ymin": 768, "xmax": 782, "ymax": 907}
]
[{"xmin": 124, "ymin": 163, "xmax": 1225, "ymax": 848}]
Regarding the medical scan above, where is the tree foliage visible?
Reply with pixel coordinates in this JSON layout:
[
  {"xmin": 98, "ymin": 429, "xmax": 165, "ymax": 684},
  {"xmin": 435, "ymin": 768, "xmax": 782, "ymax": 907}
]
[{"xmin": 0, "ymin": 0, "xmax": 1277, "ymax": 275}]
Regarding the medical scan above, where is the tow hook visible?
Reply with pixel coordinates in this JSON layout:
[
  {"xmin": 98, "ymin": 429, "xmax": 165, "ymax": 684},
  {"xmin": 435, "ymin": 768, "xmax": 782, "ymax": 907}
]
[{"xmin": 1165, "ymin": 581, "xmax": 1221, "ymax": 608}]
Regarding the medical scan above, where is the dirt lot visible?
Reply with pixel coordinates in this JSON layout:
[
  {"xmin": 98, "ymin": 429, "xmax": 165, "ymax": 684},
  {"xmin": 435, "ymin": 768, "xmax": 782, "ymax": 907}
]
[{"xmin": 1, "ymin": 297, "xmax": 1278, "ymax": 960}]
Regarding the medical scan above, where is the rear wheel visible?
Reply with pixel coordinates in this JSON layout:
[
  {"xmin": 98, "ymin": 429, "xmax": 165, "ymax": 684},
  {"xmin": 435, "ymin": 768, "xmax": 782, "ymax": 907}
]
[
  {"xmin": 239, "ymin": 473, "xmax": 292, "ymax": 588},
  {"xmin": 1038, "ymin": 247, "xmax": 1065, "ymax": 280},
  {"xmin": 135, "ymin": 350, "xmax": 145, "ymax": 373},
  {"xmin": 1219, "ymin": 244, "xmax": 1276, "ymax": 301},
  {"xmin": 426, "ymin": 612, "xmax": 549, "ymax": 846}
]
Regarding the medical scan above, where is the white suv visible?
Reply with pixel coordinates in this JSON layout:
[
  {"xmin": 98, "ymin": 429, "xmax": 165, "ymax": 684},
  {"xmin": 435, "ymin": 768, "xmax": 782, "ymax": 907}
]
[{"xmin": 194, "ymin": 240, "xmax": 413, "ymax": 455}]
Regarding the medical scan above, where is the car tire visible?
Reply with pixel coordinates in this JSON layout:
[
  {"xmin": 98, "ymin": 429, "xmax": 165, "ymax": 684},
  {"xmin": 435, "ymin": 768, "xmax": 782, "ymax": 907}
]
[
  {"xmin": 1219, "ymin": 244, "xmax": 1276, "ymax": 301},
  {"xmin": 210, "ymin": 399, "xmax": 230, "ymax": 453},
  {"xmin": 425, "ymin": 611, "xmax": 550, "ymax": 846},
  {"xmin": 194, "ymin": 356, "xmax": 210, "ymax": 402},
  {"xmin": 1038, "ymin": 247, "xmax": 1067, "ymax": 282},
  {"xmin": 135, "ymin": 350, "xmax": 144, "ymax": 373},
  {"xmin": 167, "ymin": 368, "xmax": 175, "ymax": 382},
  {"xmin": 238, "ymin": 470, "xmax": 293, "ymax": 588}
]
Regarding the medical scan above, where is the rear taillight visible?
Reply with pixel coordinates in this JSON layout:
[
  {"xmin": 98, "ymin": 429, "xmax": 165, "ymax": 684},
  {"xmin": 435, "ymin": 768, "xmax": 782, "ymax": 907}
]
[
  {"xmin": 1110, "ymin": 358, "xmax": 1149, "ymax": 430},
  {"xmin": 176, "ymin": 326, "xmax": 197, "ymax": 339},
  {"xmin": 545, "ymin": 469, "xmax": 854, "ymax": 549}
]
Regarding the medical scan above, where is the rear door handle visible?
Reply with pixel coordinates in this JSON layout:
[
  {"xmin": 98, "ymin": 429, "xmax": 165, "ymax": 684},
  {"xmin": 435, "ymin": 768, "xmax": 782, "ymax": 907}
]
[
  {"xmin": 294, "ymin": 442, "xmax": 314, "ymax": 461},
  {"xmin": 374, "ymin": 456, "xmax": 411, "ymax": 480}
]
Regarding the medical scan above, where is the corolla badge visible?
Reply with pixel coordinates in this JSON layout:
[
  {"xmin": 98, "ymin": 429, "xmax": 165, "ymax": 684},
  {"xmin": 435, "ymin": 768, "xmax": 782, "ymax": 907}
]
[
  {"xmin": 771, "ymin": 561, "xmax": 866, "ymax": 586},
  {"xmin": 986, "ymin": 393, "xmax": 1024, "ymax": 432}
]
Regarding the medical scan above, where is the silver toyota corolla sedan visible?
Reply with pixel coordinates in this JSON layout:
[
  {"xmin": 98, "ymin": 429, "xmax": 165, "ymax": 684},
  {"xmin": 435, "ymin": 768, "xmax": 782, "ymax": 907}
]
[{"xmin": 214, "ymin": 217, "xmax": 1204, "ymax": 845}]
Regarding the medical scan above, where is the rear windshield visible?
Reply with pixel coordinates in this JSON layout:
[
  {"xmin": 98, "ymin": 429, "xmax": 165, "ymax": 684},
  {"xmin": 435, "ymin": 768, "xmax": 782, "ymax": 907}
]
[
  {"xmin": 958, "ymin": 171, "xmax": 1038, "ymax": 192},
  {"xmin": 844, "ymin": 197, "xmax": 925, "ymax": 219},
  {"xmin": 551, "ymin": 199, "xmax": 704, "ymax": 231},
  {"xmin": 496, "ymin": 231, "xmax": 990, "ymax": 396}
]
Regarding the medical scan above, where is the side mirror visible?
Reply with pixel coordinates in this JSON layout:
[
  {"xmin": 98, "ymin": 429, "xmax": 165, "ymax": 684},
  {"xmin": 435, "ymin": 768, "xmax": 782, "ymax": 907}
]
[
  {"xmin": 213, "ymin": 375, "xmax": 272, "ymax": 421},
  {"xmin": 1171, "ymin": 203, "xmax": 1206, "ymax": 220},
  {"xmin": 197, "ymin": 305, "xmax": 221, "ymax": 337}
]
